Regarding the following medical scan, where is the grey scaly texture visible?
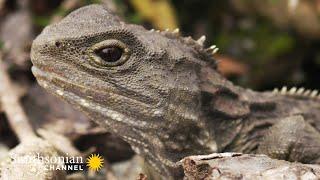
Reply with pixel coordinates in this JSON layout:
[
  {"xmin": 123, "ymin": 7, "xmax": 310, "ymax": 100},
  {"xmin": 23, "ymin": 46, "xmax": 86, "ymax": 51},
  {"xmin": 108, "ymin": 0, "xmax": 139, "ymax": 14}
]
[{"xmin": 30, "ymin": 5, "xmax": 320, "ymax": 178}]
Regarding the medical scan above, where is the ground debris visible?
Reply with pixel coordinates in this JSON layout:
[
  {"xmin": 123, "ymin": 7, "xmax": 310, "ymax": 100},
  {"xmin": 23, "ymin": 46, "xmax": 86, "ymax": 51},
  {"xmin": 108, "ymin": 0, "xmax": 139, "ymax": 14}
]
[{"xmin": 181, "ymin": 153, "xmax": 320, "ymax": 180}]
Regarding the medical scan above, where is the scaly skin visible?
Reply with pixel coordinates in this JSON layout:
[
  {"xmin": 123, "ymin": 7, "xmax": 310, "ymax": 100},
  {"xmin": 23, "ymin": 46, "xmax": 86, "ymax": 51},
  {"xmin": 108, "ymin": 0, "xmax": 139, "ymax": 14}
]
[{"xmin": 30, "ymin": 5, "xmax": 320, "ymax": 178}]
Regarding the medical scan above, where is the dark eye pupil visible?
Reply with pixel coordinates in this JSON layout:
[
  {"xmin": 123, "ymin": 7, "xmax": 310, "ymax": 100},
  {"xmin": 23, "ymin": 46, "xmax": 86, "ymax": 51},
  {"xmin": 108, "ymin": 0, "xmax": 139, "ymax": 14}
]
[{"xmin": 96, "ymin": 47, "xmax": 123, "ymax": 62}]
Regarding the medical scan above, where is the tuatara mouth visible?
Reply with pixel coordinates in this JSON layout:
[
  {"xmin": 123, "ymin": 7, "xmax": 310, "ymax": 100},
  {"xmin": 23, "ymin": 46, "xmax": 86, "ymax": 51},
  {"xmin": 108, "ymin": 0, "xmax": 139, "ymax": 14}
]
[
  {"xmin": 31, "ymin": 65, "xmax": 92, "ymax": 98},
  {"xmin": 31, "ymin": 65, "xmax": 97, "ymax": 108},
  {"xmin": 31, "ymin": 65, "xmax": 133, "ymax": 103},
  {"xmin": 31, "ymin": 66, "xmax": 158, "ymax": 129}
]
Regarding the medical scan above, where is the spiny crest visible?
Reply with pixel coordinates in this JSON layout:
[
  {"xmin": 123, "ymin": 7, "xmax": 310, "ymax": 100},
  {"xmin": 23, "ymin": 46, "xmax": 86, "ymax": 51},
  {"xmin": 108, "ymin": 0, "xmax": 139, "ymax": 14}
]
[
  {"xmin": 273, "ymin": 86, "xmax": 320, "ymax": 100},
  {"xmin": 149, "ymin": 28, "xmax": 219, "ymax": 69}
]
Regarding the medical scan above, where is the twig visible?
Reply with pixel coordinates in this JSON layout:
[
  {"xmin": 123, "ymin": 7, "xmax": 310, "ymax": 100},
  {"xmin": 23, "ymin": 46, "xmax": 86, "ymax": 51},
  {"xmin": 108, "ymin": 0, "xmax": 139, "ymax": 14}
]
[{"xmin": 0, "ymin": 52, "xmax": 36, "ymax": 142}]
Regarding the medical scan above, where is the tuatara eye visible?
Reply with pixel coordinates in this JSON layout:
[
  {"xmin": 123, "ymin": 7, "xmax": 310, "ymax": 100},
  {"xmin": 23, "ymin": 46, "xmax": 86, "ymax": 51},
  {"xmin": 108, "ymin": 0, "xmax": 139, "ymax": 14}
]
[
  {"xmin": 95, "ymin": 47, "xmax": 123, "ymax": 63},
  {"xmin": 88, "ymin": 39, "xmax": 130, "ymax": 67}
]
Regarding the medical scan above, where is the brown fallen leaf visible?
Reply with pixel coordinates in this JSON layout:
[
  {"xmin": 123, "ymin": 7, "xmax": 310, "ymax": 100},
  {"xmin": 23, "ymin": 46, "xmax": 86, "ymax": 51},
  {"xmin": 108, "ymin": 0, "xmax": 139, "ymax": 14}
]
[{"xmin": 215, "ymin": 55, "xmax": 249, "ymax": 77}]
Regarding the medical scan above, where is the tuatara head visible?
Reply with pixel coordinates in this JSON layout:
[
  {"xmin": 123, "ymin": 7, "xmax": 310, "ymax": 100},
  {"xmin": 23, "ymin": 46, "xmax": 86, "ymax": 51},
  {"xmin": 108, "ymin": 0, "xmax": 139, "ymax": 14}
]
[{"xmin": 31, "ymin": 5, "xmax": 217, "ymax": 177}]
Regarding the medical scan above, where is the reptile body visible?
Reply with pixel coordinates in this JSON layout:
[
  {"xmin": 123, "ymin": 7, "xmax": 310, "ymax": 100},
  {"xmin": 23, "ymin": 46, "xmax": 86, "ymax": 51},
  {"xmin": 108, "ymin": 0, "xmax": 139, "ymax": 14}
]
[{"xmin": 30, "ymin": 5, "xmax": 320, "ymax": 178}]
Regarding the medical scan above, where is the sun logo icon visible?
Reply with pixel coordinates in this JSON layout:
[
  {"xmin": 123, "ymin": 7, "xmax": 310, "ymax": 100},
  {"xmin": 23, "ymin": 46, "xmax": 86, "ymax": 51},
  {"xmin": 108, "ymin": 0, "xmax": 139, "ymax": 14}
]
[{"xmin": 86, "ymin": 154, "xmax": 104, "ymax": 171}]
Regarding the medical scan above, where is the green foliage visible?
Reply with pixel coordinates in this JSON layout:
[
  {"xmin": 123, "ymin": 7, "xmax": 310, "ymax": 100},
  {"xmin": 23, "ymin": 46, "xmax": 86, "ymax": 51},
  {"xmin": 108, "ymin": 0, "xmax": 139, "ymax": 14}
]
[
  {"xmin": 264, "ymin": 35, "xmax": 294, "ymax": 59},
  {"xmin": 127, "ymin": 13, "xmax": 143, "ymax": 24},
  {"xmin": 216, "ymin": 20, "xmax": 295, "ymax": 64},
  {"xmin": 33, "ymin": 15, "xmax": 51, "ymax": 27},
  {"xmin": 0, "ymin": 40, "xmax": 3, "ymax": 49},
  {"xmin": 86, "ymin": 0, "xmax": 102, "ymax": 4}
]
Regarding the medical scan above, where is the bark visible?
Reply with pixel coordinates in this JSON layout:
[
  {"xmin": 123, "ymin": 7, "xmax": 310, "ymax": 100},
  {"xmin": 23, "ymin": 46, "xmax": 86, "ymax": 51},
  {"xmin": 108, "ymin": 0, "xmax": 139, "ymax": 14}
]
[{"xmin": 181, "ymin": 153, "xmax": 320, "ymax": 180}]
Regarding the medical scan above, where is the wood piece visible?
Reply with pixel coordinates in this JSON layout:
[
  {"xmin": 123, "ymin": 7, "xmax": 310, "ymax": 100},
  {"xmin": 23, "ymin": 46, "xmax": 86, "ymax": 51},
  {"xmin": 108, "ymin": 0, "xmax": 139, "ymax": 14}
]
[{"xmin": 181, "ymin": 153, "xmax": 320, "ymax": 180}]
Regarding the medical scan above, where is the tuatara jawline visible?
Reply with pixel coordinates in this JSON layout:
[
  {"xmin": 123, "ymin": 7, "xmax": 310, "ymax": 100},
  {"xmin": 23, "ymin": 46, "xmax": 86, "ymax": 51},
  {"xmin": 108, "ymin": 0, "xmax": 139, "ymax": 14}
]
[{"xmin": 31, "ymin": 4, "xmax": 320, "ymax": 178}]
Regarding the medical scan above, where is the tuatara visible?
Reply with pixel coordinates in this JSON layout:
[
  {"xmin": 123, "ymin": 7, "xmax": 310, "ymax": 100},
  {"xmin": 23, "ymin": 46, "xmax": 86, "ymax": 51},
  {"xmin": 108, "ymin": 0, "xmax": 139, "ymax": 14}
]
[{"xmin": 30, "ymin": 5, "xmax": 320, "ymax": 178}]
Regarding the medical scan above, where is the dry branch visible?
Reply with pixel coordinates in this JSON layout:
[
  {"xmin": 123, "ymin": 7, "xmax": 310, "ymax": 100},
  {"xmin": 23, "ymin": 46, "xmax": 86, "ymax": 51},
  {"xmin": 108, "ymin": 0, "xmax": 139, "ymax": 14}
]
[
  {"xmin": 0, "ymin": 52, "xmax": 66, "ymax": 179},
  {"xmin": 0, "ymin": 52, "xmax": 36, "ymax": 142},
  {"xmin": 181, "ymin": 153, "xmax": 320, "ymax": 180}
]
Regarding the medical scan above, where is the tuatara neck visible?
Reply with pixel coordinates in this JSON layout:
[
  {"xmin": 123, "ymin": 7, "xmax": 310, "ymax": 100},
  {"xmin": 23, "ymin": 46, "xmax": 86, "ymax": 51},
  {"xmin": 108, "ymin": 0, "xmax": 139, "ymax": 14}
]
[{"xmin": 199, "ymin": 65, "xmax": 278, "ymax": 151}]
